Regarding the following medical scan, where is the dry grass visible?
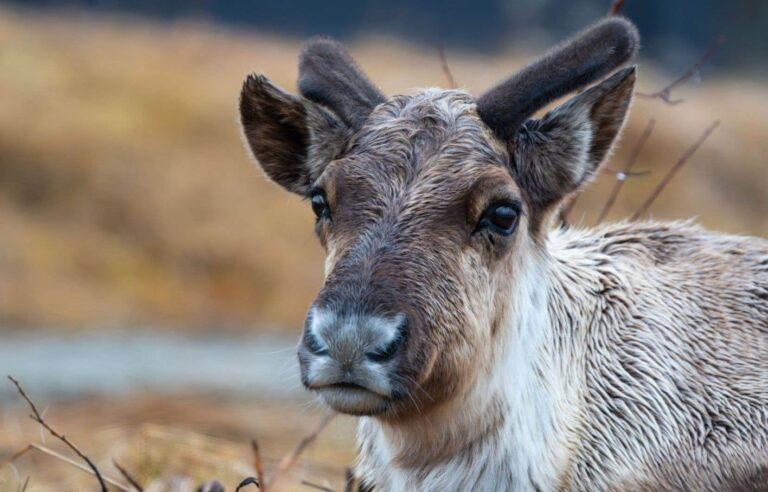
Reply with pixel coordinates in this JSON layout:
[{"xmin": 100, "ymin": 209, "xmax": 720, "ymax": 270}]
[
  {"xmin": 0, "ymin": 6, "xmax": 766, "ymax": 331},
  {"xmin": 0, "ymin": 394, "xmax": 356, "ymax": 491}
]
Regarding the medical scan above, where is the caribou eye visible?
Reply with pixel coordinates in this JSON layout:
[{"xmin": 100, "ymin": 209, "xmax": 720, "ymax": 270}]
[
  {"xmin": 310, "ymin": 189, "xmax": 330, "ymax": 220},
  {"xmin": 477, "ymin": 202, "xmax": 520, "ymax": 236}
]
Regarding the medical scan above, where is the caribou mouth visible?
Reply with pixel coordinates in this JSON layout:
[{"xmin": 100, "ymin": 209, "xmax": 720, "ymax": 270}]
[
  {"xmin": 329, "ymin": 381, "xmax": 367, "ymax": 390},
  {"xmin": 315, "ymin": 383, "xmax": 391, "ymax": 416}
]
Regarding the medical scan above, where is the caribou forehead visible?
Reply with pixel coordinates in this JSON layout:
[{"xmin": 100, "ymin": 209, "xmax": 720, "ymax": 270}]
[
  {"xmin": 355, "ymin": 90, "xmax": 508, "ymax": 168},
  {"xmin": 320, "ymin": 89, "xmax": 514, "ymax": 209}
]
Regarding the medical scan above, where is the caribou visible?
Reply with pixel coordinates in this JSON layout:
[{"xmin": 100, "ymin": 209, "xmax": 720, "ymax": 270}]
[{"xmin": 238, "ymin": 17, "xmax": 768, "ymax": 491}]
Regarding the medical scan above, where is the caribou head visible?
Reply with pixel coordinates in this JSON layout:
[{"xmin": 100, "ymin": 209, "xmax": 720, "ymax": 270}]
[{"xmin": 239, "ymin": 18, "xmax": 638, "ymax": 417}]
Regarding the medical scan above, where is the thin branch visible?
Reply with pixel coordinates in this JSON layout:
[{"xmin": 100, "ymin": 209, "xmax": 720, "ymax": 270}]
[
  {"xmin": 236, "ymin": 477, "xmax": 261, "ymax": 491},
  {"xmin": 608, "ymin": 0, "xmax": 625, "ymax": 15},
  {"xmin": 601, "ymin": 167, "xmax": 651, "ymax": 178},
  {"xmin": 266, "ymin": 412, "xmax": 336, "ymax": 490},
  {"xmin": 301, "ymin": 480, "xmax": 335, "ymax": 492},
  {"xmin": 596, "ymin": 118, "xmax": 656, "ymax": 224},
  {"xmin": 559, "ymin": 194, "xmax": 579, "ymax": 226},
  {"xmin": 29, "ymin": 443, "xmax": 132, "ymax": 491},
  {"xmin": 251, "ymin": 439, "xmax": 266, "ymax": 492},
  {"xmin": 113, "ymin": 460, "xmax": 144, "ymax": 492},
  {"xmin": 7, "ymin": 376, "xmax": 109, "ymax": 492},
  {"xmin": 1, "ymin": 445, "xmax": 33, "ymax": 467},
  {"xmin": 631, "ymin": 120, "xmax": 719, "ymax": 220},
  {"xmin": 437, "ymin": 45, "xmax": 457, "ymax": 89},
  {"xmin": 17, "ymin": 476, "xmax": 30, "ymax": 492},
  {"xmin": 637, "ymin": 36, "xmax": 725, "ymax": 105}
]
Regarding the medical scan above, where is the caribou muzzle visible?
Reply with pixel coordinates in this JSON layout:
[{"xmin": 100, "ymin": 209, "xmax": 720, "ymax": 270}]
[{"xmin": 298, "ymin": 306, "xmax": 408, "ymax": 415}]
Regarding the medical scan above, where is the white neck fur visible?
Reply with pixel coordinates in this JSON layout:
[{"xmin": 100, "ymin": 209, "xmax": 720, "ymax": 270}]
[{"xmin": 356, "ymin": 253, "xmax": 587, "ymax": 491}]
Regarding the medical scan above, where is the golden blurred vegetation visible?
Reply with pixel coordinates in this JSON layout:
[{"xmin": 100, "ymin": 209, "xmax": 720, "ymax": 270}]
[
  {"xmin": 0, "ymin": 394, "xmax": 357, "ymax": 491},
  {"xmin": 0, "ymin": 6, "xmax": 766, "ymax": 331}
]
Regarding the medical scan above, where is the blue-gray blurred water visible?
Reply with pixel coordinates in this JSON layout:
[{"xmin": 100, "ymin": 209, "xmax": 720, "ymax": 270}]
[{"xmin": 0, "ymin": 331, "xmax": 304, "ymax": 400}]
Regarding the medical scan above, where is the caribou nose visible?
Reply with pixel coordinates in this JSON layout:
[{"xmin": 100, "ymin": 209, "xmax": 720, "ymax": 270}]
[
  {"xmin": 299, "ymin": 307, "xmax": 407, "ymax": 410},
  {"xmin": 301, "ymin": 307, "xmax": 407, "ymax": 366}
]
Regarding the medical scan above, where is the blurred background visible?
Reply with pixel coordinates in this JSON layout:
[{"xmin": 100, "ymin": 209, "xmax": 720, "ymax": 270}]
[{"xmin": 0, "ymin": 0, "xmax": 766, "ymax": 490}]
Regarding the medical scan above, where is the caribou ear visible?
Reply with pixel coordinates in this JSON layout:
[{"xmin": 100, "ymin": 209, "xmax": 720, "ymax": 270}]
[
  {"xmin": 298, "ymin": 37, "xmax": 386, "ymax": 130},
  {"xmin": 476, "ymin": 16, "xmax": 639, "ymax": 224},
  {"xmin": 240, "ymin": 38, "xmax": 384, "ymax": 195},
  {"xmin": 477, "ymin": 17, "xmax": 638, "ymax": 140},
  {"xmin": 512, "ymin": 66, "xmax": 636, "ymax": 212},
  {"xmin": 239, "ymin": 74, "xmax": 349, "ymax": 195}
]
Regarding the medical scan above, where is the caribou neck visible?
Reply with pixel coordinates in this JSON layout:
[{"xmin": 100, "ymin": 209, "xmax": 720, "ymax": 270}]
[{"xmin": 358, "ymin": 249, "xmax": 595, "ymax": 490}]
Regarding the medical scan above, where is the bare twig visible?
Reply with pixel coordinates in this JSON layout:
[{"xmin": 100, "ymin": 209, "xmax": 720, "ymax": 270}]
[
  {"xmin": 1, "ymin": 445, "xmax": 33, "ymax": 467},
  {"xmin": 559, "ymin": 194, "xmax": 579, "ymax": 226},
  {"xmin": 301, "ymin": 480, "xmax": 335, "ymax": 492},
  {"xmin": 3, "ymin": 441, "xmax": 126, "ymax": 490},
  {"xmin": 596, "ymin": 118, "xmax": 656, "ymax": 224},
  {"xmin": 266, "ymin": 412, "xmax": 336, "ymax": 490},
  {"xmin": 113, "ymin": 460, "xmax": 144, "ymax": 492},
  {"xmin": 7, "ymin": 376, "xmax": 109, "ymax": 492},
  {"xmin": 29, "ymin": 443, "xmax": 132, "ymax": 491},
  {"xmin": 251, "ymin": 439, "xmax": 266, "ymax": 492},
  {"xmin": 608, "ymin": 0, "xmax": 625, "ymax": 15},
  {"xmin": 637, "ymin": 36, "xmax": 725, "ymax": 105},
  {"xmin": 17, "ymin": 476, "xmax": 30, "ymax": 492},
  {"xmin": 631, "ymin": 120, "xmax": 719, "ymax": 220},
  {"xmin": 601, "ymin": 167, "xmax": 651, "ymax": 178},
  {"xmin": 236, "ymin": 477, "xmax": 261, "ymax": 491},
  {"xmin": 437, "ymin": 45, "xmax": 457, "ymax": 89}
]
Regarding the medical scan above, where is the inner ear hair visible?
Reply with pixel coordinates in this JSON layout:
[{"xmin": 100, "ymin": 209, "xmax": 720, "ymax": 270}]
[
  {"xmin": 512, "ymin": 66, "xmax": 636, "ymax": 213},
  {"xmin": 240, "ymin": 74, "xmax": 310, "ymax": 194},
  {"xmin": 240, "ymin": 39, "xmax": 381, "ymax": 197},
  {"xmin": 584, "ymin": 66, "xmax": 637, "ymax": 167},
  {"xmin": 240, "ymin": 74, "xmax": 348, "ymax": 195}
]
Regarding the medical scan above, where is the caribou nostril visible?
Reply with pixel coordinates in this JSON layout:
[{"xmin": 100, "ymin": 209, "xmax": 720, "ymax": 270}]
[
  {"xmin": 365, "ymin": 322, "xmax": 406, "ymax": 363},
  {"xmin": 304, "ymin": 330, "xmax": 329, "ymax": 356}
]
